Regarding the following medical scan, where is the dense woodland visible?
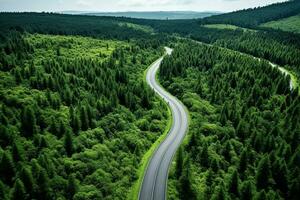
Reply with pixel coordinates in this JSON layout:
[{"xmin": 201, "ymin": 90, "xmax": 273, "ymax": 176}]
[
  {"xmin": 2, "ymin": 12, "xmax": 300, "ymax": 78},
  {"xmin": 160, "ymin": 42, "xmax": 300, "ymax": 200},
  {"xmin": 0, "ymin": 31, "xmax": 170, "ymax": 199},
  {"xmin": 1, "ymin": 1, "xmax": 300, "ymax": 199},
  {"xmin": 201, "ymin": 0, "xmax": 300, "ymax": 27}
]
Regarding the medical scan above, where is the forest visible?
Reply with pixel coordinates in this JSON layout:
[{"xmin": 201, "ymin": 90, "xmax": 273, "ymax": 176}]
[
  {"xmin": 1, "ymin": 0, "xmax": 300, "ymax": 199},
  {"xmin": 159, "ymin": 42, "xmax": 300, "ymax": 200},
  {"xmin": 0, "ymin": 31, "xmax": 170, "ymax": 199},
  {"xmin": 201, "ymin": 0, "xmax": 300, "ymax": 27}
]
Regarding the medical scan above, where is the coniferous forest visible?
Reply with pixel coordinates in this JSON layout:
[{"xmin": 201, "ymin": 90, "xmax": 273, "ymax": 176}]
[
  {"xmin": 160, "ymin": 42, "xmax": 299, "ymax": 200},
  {"xmin": 0, "ymin": 0, "xmax": 300, "ymax": 200}
]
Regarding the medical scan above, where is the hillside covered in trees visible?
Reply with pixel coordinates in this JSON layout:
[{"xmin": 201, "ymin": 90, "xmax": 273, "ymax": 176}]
[
  {"xmin": 201, "ymin": 0, "xmax": 300, "ymax": 27},
  {"xmin": 160, "ymin": 42, "xmax": 300, "ymax": 200}
]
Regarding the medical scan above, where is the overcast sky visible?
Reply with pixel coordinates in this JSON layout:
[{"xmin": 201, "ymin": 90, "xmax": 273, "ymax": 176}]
[{"xmin": 0, "ymin": 0, "xmax": 287, "ymax": 12}]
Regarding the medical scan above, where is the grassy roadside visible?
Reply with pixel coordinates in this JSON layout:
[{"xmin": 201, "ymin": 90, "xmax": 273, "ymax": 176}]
[
  {"xmin": 277, "ymin": 66, "xmax": 299, "ymax": 92},
  {"xmin": 127, "ymin": 55, "xmax": 173, "ymax": 200}
]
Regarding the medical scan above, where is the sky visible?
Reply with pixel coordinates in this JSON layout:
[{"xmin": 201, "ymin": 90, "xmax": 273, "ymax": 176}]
[{"xmin": 0, "ymin": 0, "xmax": 287, "ymax": 12}]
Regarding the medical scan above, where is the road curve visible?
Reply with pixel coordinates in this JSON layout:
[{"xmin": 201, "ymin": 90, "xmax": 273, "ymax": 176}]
[{"xmin": 139, "ymin": 47, "xmax": 189, "ymax": 200}]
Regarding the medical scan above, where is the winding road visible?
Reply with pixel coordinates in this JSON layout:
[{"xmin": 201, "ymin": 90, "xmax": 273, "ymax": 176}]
[{"xmin": 139, "ymin": 47, "xmax": 189, "ymax": 200}]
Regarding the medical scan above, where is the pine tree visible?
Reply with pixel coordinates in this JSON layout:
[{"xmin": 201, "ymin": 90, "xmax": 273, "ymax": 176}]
[
  {"xmin": 178, "ymin": 157, "xmax": 196, "ymax": 200},
  {"xmin": 0, "ymin": 151, "xmax": 15, "ymax": 185},
  {"xmin": 58, "ymin": 121, "xmax": 67, "ymax": 138},
  {"xmin": 20, "ymin": 167, "xmax": 34, "ymax": 197},
  {"xmin": 141, "ymin": 91, "xmax": 151, "ymax": 108},
  {"xmin": 273, "ymin": 160, "xmax": 288, "ymax": 197},
  {"xmin": 70, "ymin": 108, "xmax": 81, "ymax": 134},
  {"xmin": 256, "ymin": 156, "xmax": 271, "ymax": 190},
  {"xmin": 80, "ymin": 105, "xmax": 89, "ymax": 131},
  {"xmin": 240, "ymin": 181, "xmax": 253, "ymax": 200},
  {"xmin": 228, "ymin": 169, "xmax": 239, "ymax": 197},
  {"xmin": 288, "ymin": 171, "xmax": 300, "ymax": 200},
  {"xmin": 238, "ymin": 149, "xmax": 248, "ymax": 174},
  {"xmin": 219, "ymin": 103, "xmax": 229, "ymax": 126},
  {"xmin": 12, "ymin": 141, "xmax": 25, "ymax": 162},
  {"xmin": 12, "ymin": 179, "xmax": 26, "ymax": 200},
  {"xmin": 211, "ymin": 183, "xmax": 227, "ymax": 200},
  {"xmin": 21, "ymin": 106, "xmax": 37, "ymax": 137},
  {"xmin": 66, "ymin": 174, "xmax": 78, "ymax": 200},
  {"xmin": 36, "ymin": 169, "xmax": 51, "ymax": 200},
  {"xmin": 223, "ymin": 141, "xmax": 232, "ymax": 161},
  {"xmin": 64, "ymin": 130, "xmax": 74, "ymax": 157},
  {"xmin": 0, "ymin": 125, "xmax": 11, "ymax": 147},
  {"xmin": 199, "ymin": 143, "xmax": 209, "ymax": 168},
  {"xmin": 175, "ymin": 146, "xmax": 184, "ymax": 178},
  {"xmin": 0, "ymin": 180, "xmax": 8, "ymax": 200},
  {"xmin": 254, "ymin": 189, "xmax": 267, "ymax": 200}
]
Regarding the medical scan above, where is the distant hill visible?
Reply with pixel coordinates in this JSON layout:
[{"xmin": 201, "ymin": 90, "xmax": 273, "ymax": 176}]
[
  {"xmin": 201, "ymin": 0, "xmax": 300, "ymax": 27},
  {"xmin": 261, "ymin": 14, "xmax": 300, "ymax": 34},
  {"xmin": 61, "ymin": 11, "xmax": 221, "ymax": 20}
]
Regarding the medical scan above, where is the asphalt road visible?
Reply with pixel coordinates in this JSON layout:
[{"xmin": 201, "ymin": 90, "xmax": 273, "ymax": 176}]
[{"xmin": 139, "ymin": 47, "xmax": 189, "ymax": 200}]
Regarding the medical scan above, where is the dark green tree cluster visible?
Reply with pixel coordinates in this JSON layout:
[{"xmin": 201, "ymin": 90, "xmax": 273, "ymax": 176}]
[
  {"xmin": 201, "ymin": 0, "xmax": 300, "ymax": 27},
  {"xmin": 0, "ymin": 12, "xmax": 170, "ymax": 48},
  {"xmin": 161, "ymin": 42, "xmax": 300, "ymax": 200},
  {"xmin": 0, "ymin": 32, "xmax": 168, "ymax": 199}
]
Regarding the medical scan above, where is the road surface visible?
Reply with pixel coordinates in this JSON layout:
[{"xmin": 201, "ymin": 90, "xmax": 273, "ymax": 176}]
[{"xmin": 139, "ymin": 47, "xmax": 189, "ymax": 200}]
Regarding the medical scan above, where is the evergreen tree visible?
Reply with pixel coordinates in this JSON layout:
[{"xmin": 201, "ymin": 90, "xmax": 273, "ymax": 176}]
[
  {"xmin": 36, "ymin": 169, "xmax": 51, "ymax": 200},
  {"xmin": 175, "ymin": 146, "xmax": 184, "ymax": 178},
  {"xmin": 70, "ymin": 108, "xmax": 81, "ymax": 134},
  {"xmin": 199, "ymin": 143, "xmax": 209, "ymax": 168},
  {"xmin": 12, "ymin": 179, "xmax": 26, "ymax": 200},
  {"xmin": 178, "ymin": 157, "xmax": 196, "ymax": 200},
  {"xmin": 0, "ymin": 180, "xmax": 8, "ymax": 200},
  {"xmin": 20, "ymin": 167, "xmax": 34, "ymax": 198},
  {"xmin": 0, "ymin": 125, "xmax": 11, "ymax": 147},
  {"xmin": 238, "ymin": 149, "xmax": 248, "ymax": 174},
  {"xmin": 80, "ymin": 105, "xmax": 89, "ymax": 131},
  {"xmin": 64, "ymin": 130, "xmax": 74, "ymax": 157},
  {"xmin": 12, "ymin": 140, "xmax": 25, "ymax": 162},
  {"xmin": 228, "ymin": 169, "xmax": 239, "ymax": 197},
  {"xmin": 240, "ymin": 181, "xmax": 253, "ymax": 200},
  {"xmin": 273, "ymin": 160, "xmax": 289, "ymax": 196},
  {"xmin": 58, "ymin": 121, "xmax": 68, "ymax": 138},
  {"xmin": 211, "ymin": 183, "xmax": 227, "ymax": 200},
  {"xmin": 0, "ymin": 151, "xmax": 15, "ymax": 185},
  {"xmin": 254, "ymin": 189, "xmax": 267, "ymax": 200},
  {"xmin": 66, "ymin": 174, "xmax": 78, "ymax": 200},
  {"xmin": 256, "ymin": 156, "xmax": 271, "ymax": 190},
  {"xmin": 21, "ymin": 106, "xmax": 37, "ymax": 137},
  {"xmin": 288, "ymin": 172, "xmax": 300, "ymax": 200}
]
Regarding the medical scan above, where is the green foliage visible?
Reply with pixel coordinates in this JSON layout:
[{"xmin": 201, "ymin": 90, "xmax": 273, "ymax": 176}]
[
  {"xmin": 175, "ymin": 146, "xmax": 184, "ymax": 179},
  {"xmin": 163, "ymin": 42, "xmax": 299, "ymax": 200},
  {"xmin": 19, "ymin": 167, "xmax": 34, "ymax": 198},
  {"xmin": 256, "ymin": 156, "xmax": 271, "ymax": 190},
  {"xmin": 11, "ymin": 179, "xmax": 26, "ymax": 200},
  {"xmin": 201, "ymin": 0, "xmax": 300, "ymax": 27},
  {"xmin": 227, "ymin": 169, "xmax": 240, "ymax": 197},
  {"xmin": 0, "ymin": 31, "xmax": 167, "ymax": 199},
  {"xmin": 21, "ymin": 106, "xmax": 38, "ymax": 137},
  {"xmin": 66, "ymin": 174, "xmax": 78, "ymax": 200},
  {"xmin": 261, "ymin": 14, "xmax": 300, "ymax": 34},
  {"xmin": 178, "ymin": 158, "xmax": 196, "ymax": 200},
  {"xmin": 0, "ymin": 151, "xmax": 15, "ymax": 185},
  {"xmin": 64, "ymin": 130, "xmax": 74, "ymax": 157},
  {"xmin": 36, "ymin": 169, "xmax": 51, "ymax": 199}
]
